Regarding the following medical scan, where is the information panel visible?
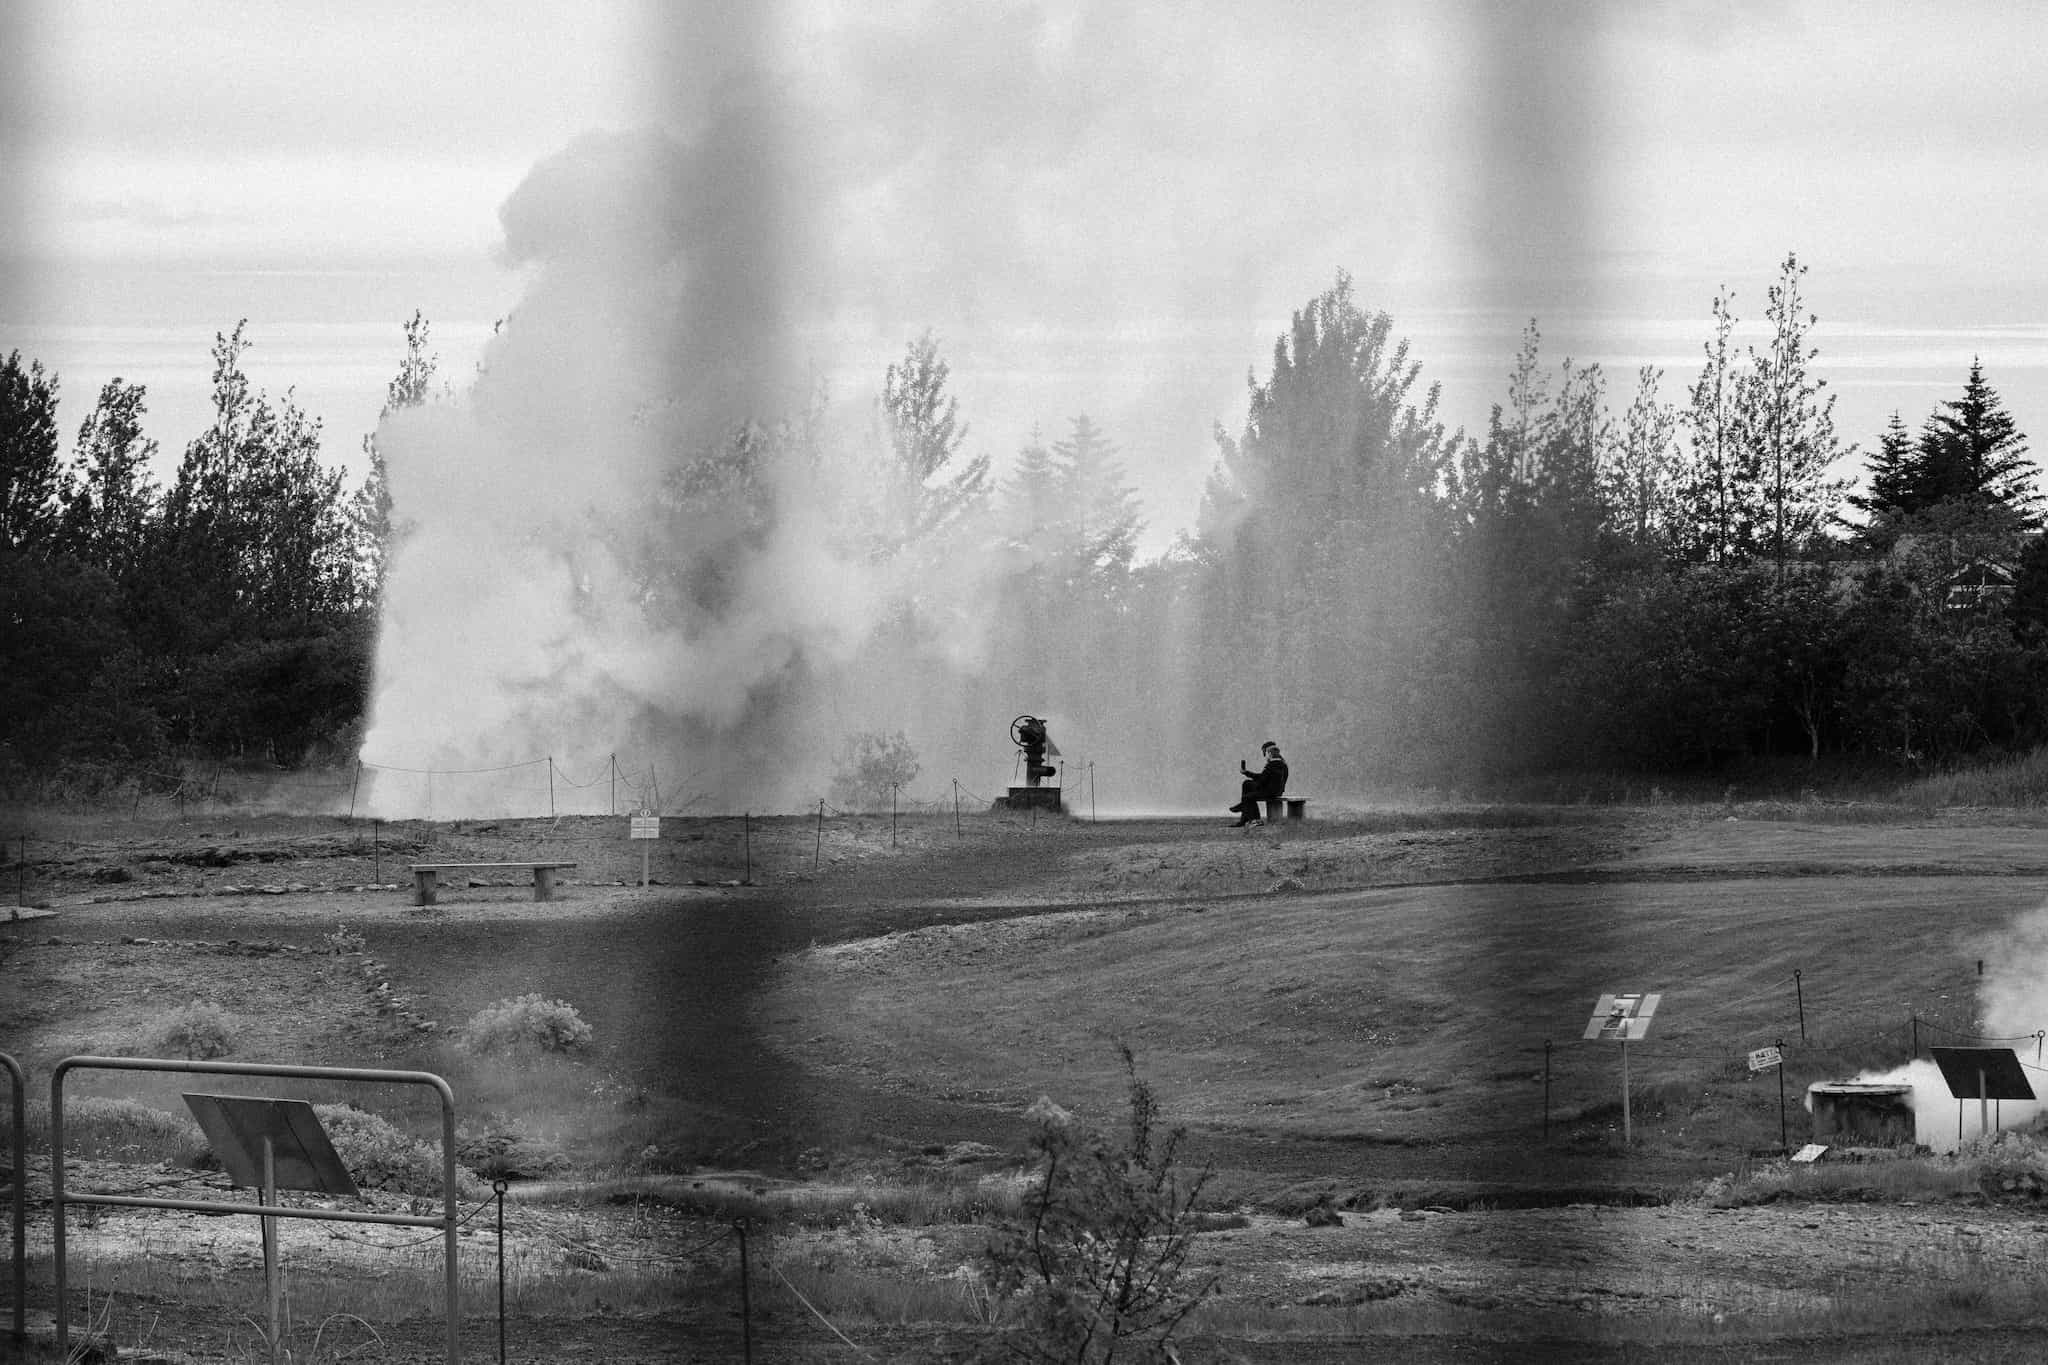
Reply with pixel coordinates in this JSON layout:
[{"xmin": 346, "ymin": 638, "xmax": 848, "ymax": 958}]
[{"xmin": 1583, "ymin": 992, "xmax": 1661, "ymax": 1042}]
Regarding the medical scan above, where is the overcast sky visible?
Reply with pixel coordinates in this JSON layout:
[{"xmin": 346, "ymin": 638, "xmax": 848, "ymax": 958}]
[{"xmin": 6, "ymin": 0, "xmax": 2048, "ymax": 549}]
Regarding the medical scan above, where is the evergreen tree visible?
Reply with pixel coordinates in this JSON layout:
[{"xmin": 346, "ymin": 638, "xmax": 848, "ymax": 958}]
[
  {"xmin": 1052, "ymin": 414, "xmax": 1143, "ymax": 586},
  {"xmin": 1000, "ymin": 426, "xmax": 1063, "ymax": 560},
  {"xmin": 1918, "ymin": 358, "xmax": 2039, "ymax": 527},
  {"xmin": 0, "ymin": 350, "xmax": 63, "ymax": 552},
  {"xmin": 1849, "ymin": 411, "xmax": 1919, "ymax": 540},
  {"xmin": 1197, "ymin": 272, "xmax": 1460, "ymax": 783}
]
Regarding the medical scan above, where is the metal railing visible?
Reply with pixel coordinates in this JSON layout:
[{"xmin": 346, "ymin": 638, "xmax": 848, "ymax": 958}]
[
  {"xmin": 3, "ymin": 1052, "xmax": 22, "ymax": 1344},
  {"xmin": 51, "ymin": 1056, "xmax": 460, "ymax": 1363}
]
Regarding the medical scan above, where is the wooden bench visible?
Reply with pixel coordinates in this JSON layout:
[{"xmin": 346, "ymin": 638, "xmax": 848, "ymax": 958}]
[
  {"xmin": 1262, "ymin": 797, "xmax": 1309, "ymax": 820},
  {"xmin": 409, "ymin": 862, "xmax": 577, "ymax": 907}
]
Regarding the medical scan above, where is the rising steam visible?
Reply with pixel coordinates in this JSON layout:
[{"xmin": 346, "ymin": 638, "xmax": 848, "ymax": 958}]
[
  {"xmin": 1837, "ymin": 903, "xmax": 2048, "ymax": 1152},
  {"xmin": 360, "ymin": 121, "xmax": 1007, "ymax": 817}
]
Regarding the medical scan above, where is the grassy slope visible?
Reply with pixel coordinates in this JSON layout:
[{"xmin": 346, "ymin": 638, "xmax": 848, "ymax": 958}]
[{"xmin": 760, "ymin": 814, "xmax": 2048, "ymax": 1168}]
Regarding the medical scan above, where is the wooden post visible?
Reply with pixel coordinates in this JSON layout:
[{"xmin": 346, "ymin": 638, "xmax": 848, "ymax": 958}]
[
  {"xmin": 1542, "ymin": 1040, "xmax": 1552, "ymax": 1142},
  {"xmin": 815, "ymin": 800, "xmax": 824, "ymax": 871},
  {"xmin": 1777, "ymin": 1037, "xmax": 1787, "ymax": 1151},
  {"xmin": 262, "ymin": 1135, "xmax": 280, "ymax": 1365},
  {"xmin": 743, "ymin": 812, "xmax": 752, "ymax": 885},
  {"xmin": 1621, "ymin": 1039, "xmax": 1632, "ymax": 1147},
  {"xmin": 1794, "ymin": 968, "xmax": 1806, "ymax": 1043},
  {"xmin": 736, "ymin": 1218, "xmax": 753, "ymax": 1364},
  {"xmin": 349, "ymin": 761, "xmax": 362, "ymax": 819},
  {"xmin": 495, "ymin": 1181, "xmax": 508, "ymax": 1365}
]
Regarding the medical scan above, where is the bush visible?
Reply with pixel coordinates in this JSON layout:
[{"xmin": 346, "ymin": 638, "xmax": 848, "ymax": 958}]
[
  {"xmin": 457, "ymin": 1125, "xmax": 573, "ymax": 1181},
  {"xmin": 977, "ymin": 1047, "xmax": 1217, "ymax": 1363},
  {"xmin": 154, "ymin": 999, "xmax": 239, "ymax": 1059},
  {"xmin": 828, "ymin": 729, "xmax": 920, "ymax": 811},
  {"xmin": 35, "ymin": 1097, "xmax": 204, "ymax": 1162},
  {"xmin": 459, "ymin": 993, "xmax": 593, "ymax": 1055},
  {"xmin": 314, "ymin": 1103, "xmax": 485, "ymax": 1199}
]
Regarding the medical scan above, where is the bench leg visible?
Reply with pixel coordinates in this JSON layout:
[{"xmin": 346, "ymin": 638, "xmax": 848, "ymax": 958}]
[
  {"xmin": 1285, "ymin": 799, "xmax": 1307, "ymax": 820},
  {"xmin": 1264, "ymin": 799, "xmax": 1286, "ymax": 821},
  {"xmin": 414, "ymin": 870, "xmax": 438, "ymax": 907},
  {"xmin": 534, "ymin": 866, "xmax": 556, "ymax": 902}
]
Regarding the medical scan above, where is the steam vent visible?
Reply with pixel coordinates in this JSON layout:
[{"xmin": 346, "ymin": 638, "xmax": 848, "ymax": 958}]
[{"xmin": 1807, "ymin": 1081, "xmax": 1917, "ymax": 1147}]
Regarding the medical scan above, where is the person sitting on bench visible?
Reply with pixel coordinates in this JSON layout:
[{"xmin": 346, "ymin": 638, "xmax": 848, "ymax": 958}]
[{"xmin": 1230, "ymin": 740, "xmax": 1288, "ymax": 827}]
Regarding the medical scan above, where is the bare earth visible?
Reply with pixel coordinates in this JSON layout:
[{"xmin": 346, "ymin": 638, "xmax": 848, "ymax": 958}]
[{"xmin": 7, "ymin": 803, "xmax": 2048, "ymax": 1361}]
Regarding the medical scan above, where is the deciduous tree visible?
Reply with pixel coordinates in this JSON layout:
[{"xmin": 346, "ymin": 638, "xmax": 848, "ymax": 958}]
[{"xmin": 58, "ymin": 377, "xmax": 160, "ymax": 575}]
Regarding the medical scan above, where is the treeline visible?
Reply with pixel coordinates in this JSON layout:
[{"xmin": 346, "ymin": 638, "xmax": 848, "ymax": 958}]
[
  {"xmin": 4, "ymin": 256, "xmax": 2044, "ymax": 801},
  {"xmin": 0, "ymin": 317, "xmax": 431, "ymax": 793},
  {"xmin": 969, "ymin": 254, "xmax": 2048, "ymax": 793}
]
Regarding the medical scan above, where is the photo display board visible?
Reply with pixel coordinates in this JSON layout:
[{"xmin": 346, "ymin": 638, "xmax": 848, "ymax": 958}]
[
  {"xmin": 1583, "ymin": 992, "xmax": 1661, "ymax": 1042},
  {"xmin": 182, "ymin": 1093, "xmax": 360, "ymax": 1197},
  {"xmin": 1929, "ymin": 1047, "xmax": 2035, "ymax": 1102}
]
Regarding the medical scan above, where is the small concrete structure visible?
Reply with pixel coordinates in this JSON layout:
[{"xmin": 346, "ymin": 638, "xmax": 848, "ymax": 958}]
[
  {"xmin": 409, "ymin": 861, "xmax": 576, "ymax": 906},
  {"xmin": 1808, "ymin": 1081, "xmax": 1917, "ymax": 1146}
]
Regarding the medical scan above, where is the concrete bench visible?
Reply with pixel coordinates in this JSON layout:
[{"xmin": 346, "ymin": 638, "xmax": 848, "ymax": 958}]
[
  {"xmin": 409, "ymin": 862, "xmax": 576, "ymax": 907},
  {"xmin": 1262, "ymin": 797, "xmax": 1309, "ymax": 820}
]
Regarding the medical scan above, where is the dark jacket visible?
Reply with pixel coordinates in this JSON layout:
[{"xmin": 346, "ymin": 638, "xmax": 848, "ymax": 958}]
[{"xmin": 1245, "ymin": 756, "xmax": 1288, "ymax": 801}]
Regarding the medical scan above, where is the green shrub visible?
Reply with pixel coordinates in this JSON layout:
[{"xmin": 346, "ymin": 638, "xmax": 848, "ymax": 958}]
[
  {"xmin": 38, "ymin": 1097, "xmax": 204, "ymax": 1161},
  {"xmin": 978, "ymin": 1047, "xmax": 1217, "ymax": 1363},
  {"xmin": 314, "ymin": 1103, "xmax": 485, "ymax": 1199},
  {"xmin": 459, "ymin": 993, "xmax": 593, "ymax": 1055},
  {"xmin": 829, "ymin": 729, "xmax": 920, "ymax": 811},
  {"xmin": 457, "ymin": 1125, "xmax": 572, "ymax": 1181},
  {"xmin": 154, "ymin": 999, "xmax": 239, "ymax": 1058}
]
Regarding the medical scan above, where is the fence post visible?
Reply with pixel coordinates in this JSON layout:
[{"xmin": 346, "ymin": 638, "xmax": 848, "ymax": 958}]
[{"xmin": 736, "ymin": 1218, "xmax": 753, "ymax": 1364}]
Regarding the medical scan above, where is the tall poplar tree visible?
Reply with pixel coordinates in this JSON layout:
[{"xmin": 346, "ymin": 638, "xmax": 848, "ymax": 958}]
[
  {"xmin": 59, "ymin": 378, "xmax": 160, "ymax": 576},
  {"xmin": 1673, "ymin": 288, "xmax": 1755, "ymax": 564},
  {"xmin": 1742, "ymin": 252, "xmax": 1851, "ymax": 582}
]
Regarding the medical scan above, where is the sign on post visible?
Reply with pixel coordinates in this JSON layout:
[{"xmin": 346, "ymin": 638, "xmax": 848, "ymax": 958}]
[
  {"xmin": 1930, "ymin": 1046, "xmax": 2034, "ymax": 1144},
  {"xmin": 1583, "ymin": 992, "xmax": 1661, "ymax": 1042},
  {"xmin": 1748, "ymin": 1045, "xmax": 1783, "ymax": 1073},
  {"xmin": 629, "ymin": 813, "xmax": 659, "ymax": 887},
  {"xmin": 1583, "ymin": 992, "xmax": 1661, "ymax": 1146}
]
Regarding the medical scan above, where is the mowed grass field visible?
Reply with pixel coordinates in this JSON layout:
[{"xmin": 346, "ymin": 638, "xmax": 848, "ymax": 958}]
[{"xmin": 758, "ymin": 817, "xmax": 2048, "ymax": 1173}]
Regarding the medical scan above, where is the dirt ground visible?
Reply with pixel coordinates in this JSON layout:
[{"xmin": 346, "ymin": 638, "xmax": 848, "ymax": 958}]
[{"xmin": 9, "ymin": 803, "xmax": 2048, "ymax": 1361}]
